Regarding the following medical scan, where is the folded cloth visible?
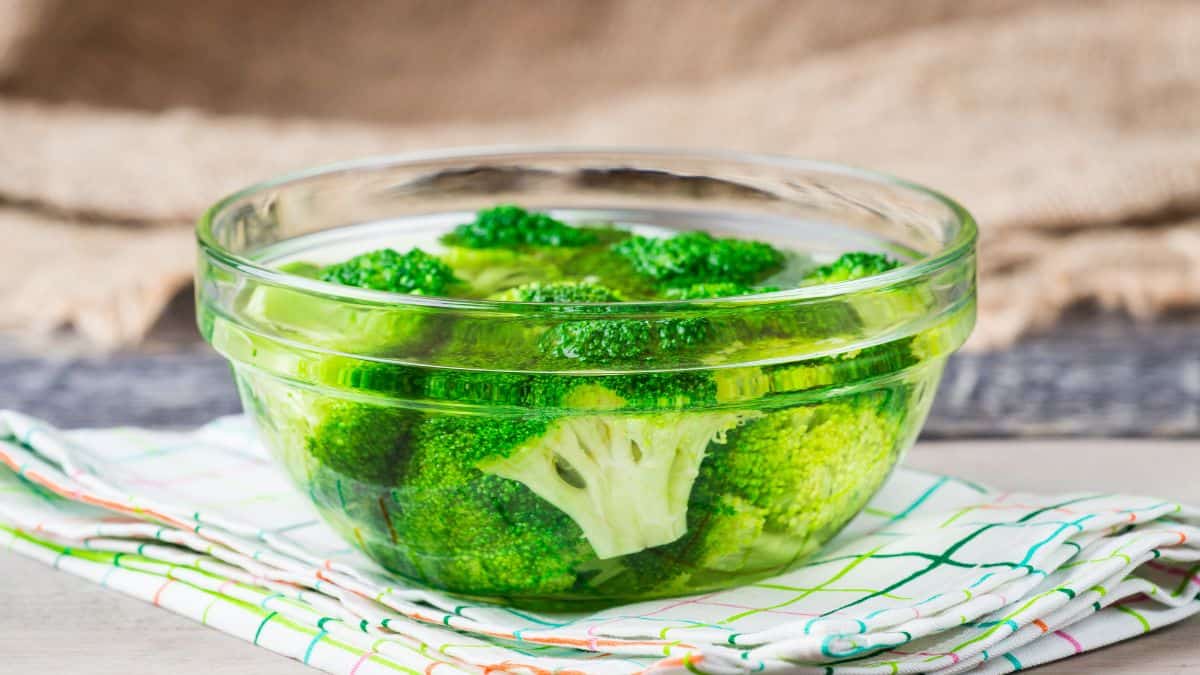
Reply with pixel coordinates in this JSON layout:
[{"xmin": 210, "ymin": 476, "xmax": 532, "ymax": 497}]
[
  {"xmin": 0, "ymin": 410, "xmax": 1196, "ymax": 674},
  {"xmin": 4, "ymin": 1, "xmax": 1200, "ymax": 350}
]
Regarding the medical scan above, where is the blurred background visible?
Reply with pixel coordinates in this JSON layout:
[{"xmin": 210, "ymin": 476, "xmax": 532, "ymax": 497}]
[{"xmin": 0, "ymin": 0, "xmax": 1196, "ymax": 435}]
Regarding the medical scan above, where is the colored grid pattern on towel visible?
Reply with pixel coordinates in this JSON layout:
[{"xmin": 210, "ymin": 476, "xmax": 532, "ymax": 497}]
[{"xmin": 0, "ymin": 409, "xmax": 1198, "ymax": 674}]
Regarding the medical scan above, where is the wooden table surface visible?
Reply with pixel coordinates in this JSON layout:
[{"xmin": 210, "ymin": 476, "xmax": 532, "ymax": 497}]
[{"xmin": 2, "ymin": 438, "xmax": 1198, "ymax": 674}]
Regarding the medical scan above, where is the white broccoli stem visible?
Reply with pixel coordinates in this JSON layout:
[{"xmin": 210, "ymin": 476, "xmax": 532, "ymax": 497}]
[{"xmin": 479, "ymin": 411, "xmax": 754, "ymax": 559}]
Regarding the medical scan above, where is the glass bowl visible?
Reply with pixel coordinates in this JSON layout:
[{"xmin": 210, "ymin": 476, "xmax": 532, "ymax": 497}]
[{"xmin": 196, "ymin": 148, "xmax": 976, "ymax": 610}]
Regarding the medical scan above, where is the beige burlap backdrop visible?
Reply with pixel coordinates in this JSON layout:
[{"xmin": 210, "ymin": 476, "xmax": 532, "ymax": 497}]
[{"xmin": 1, "ymin": 0, "xmax": 1198, "ymax": 349}]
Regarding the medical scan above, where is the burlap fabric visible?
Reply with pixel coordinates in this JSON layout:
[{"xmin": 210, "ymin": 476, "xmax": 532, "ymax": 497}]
[{"xmin": 1, "ymin": 0, "xmax": 1198, "ymax": 349}]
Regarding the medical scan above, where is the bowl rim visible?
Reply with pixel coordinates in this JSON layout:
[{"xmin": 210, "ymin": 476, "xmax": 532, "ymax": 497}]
[{"xmin": 196, "ymin": 145, "xmax": 977, "ymax": 311}]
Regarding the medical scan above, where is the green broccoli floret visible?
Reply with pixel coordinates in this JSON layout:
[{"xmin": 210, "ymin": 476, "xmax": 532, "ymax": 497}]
[
  {"xmin": 663, "ymin": 282, "xmax": 778, "ymax": 299},
  {"xmin": 432, "ymin": 282, "xmax": 624, "ymax": 370},
  {"xmin": 438, "ymin": 245, "xmax": 569, "ymax": 297},
  {"xmin": 538, "ymin": 317, "xmax": 710, "ymax": 365},
  {"xmin": 702, "ymin": 391, "xmax": 908, "ymax": 541},
  {"xmin": 696, "ymin": 252, "xmax": 912, "ymax": 364},
  {"xmin": 490, "ymin": 280, "xmax": 624, "ymax": 303},
  {"xmin": 304, "ymin": 401, "xmax": 418, "ymax": 484},
  {"xmin": 598, "ymin": 388, "xmax": 913, "ymax": 596},
  {"xmin": 320, "ymin": 247, "xmax": 461, "ymax": 295},
  {"xmin": 802, "ymin": 252, "xmax": 902, "ymax": 285},
  {"xmin": 232, "ymin": 247, "xmax": 466, "ymax": 356},
  {"xmin": 240, "ymin": 289, "xmax": 436, "ymax": 355},
  {"xmin": 561, "ymin": 246, "xmax": 660, "ymax": 299},
  {"xmin": 612, "ymin": 231, "xmax": 785, "ymax": 287},
  {"xmin": 419, "ymin": 372, "xmax": 750, "ymax": 562},
  {"xmin": 437, "ymin": 207, "xmax": 634, "ymax": 297},
  {"xmin": 444, "ymin": 204, "xmax": 599, "ymax": 248},
  {"xmin": 476, "ymin": 381, "xmax": 755, "ymax": 559},
  {"xmin": 376, "ymin": 411, "xmax": 594, "ymax": 595}
]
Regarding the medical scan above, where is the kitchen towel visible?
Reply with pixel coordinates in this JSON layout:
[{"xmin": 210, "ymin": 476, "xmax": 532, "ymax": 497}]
[
  {"xmin": 0, "ymin": 410, "xmax": 1197, "ymax": 674},
  {"xmin": 2, "ymin": 1, "xmax": 1200, "ymax": 349}
]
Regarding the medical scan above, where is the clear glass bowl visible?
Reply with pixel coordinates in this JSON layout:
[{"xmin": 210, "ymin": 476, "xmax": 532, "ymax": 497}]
[{"xmin": 196, "ymin": 148, "xmax": 976, "ymax": 610}]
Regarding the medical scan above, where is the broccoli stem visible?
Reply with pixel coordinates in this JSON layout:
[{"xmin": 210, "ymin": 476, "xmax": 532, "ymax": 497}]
[{"xmin": 478, "ymin": 410, "xmax": 757, "ymax": 559}]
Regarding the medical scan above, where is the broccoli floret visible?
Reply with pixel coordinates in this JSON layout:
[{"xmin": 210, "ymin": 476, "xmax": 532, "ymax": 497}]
[
  {"xmin": 478, "ymin": 383, "xmax": 755, "ymax": 559},
  {"xmin": 492, "ymin": 279, "xmax": 713, "ymax": 367},
  {"xmin": 444, "ymin": 204, "xmax": 599, "ymax": 248},
  {"xmin": 538, "ymin": 317, "xmax": 710, "ymax": 365},
  {"xmin": 599, "ymin": 388, "xmax": 913, "ymax": 595},
  {"xmin": 696, "ymin": 252, "xmax": 912, "ymax": 364},
  {"xmin": 438, "ymin": 245, "xmax": 569, "ymax": 297},
  {"xmin": 479, "ymin": 412, "xmax": 746, "ymax": 560},
  {"xmin": 612, "ymin": 231, "xmax": 785, "ymax": 287},
  {"xmin": 437, "ymin": 209, "xmax": 633, "ymax": 297},
  {"xmin": 560, "ymin": 247, "xmax": 660, "ymax": 299},
  {"xmin": 441, "ymin": 281, "xmax": 707, "ymax": 368},
  {"xmin": 663, "ymin": 282, "xmax": 778, "ymax": 299},
  {"xmin": 701, "ymin": 391, "xmax": 908, "ymax": 541},
  {"xmin": 491, "ymin": 280, "xmax": 624, "ymax": 303},
  {"xmin": 320, "ymin": 247, "xmax": 461, "ymax": 295},
  {"xmin": 802, "ymin": 252, "xmax": 901, "ymax": 285},
  {"xmin": 304, "ymin": 401, "xmax": 418, "ymax": 484},
  {"xmin": 233, "ymin": 247, "xmax": 464, "ymax": 355},
  {"xmin": 433, "ymin": 282, "xmax": 624, "ymax": 370},
  {"xmin": 376, "ymin": 411, "xmax": 594, "ymax": 595}
]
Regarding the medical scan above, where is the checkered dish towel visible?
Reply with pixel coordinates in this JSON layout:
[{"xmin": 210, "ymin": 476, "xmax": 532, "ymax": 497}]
[{"xmin": 0, "ymin": 411, "xmax": 1197, "ymax": 674}]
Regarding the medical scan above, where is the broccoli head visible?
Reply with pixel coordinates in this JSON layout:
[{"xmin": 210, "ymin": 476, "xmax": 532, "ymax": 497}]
[
  {"xmin": 802, "ymin": 251, "xmax": 901, "ymax": 285},
  {"xmin": 595, "ymin": 387, "xmax": 914, "ymax": 596},
  {"xmin": 444, "ymin": 204, "xmax": 599, "ymax": 248},
  {"xmin": 438, "ymin": 245, "xmax": 569, "ymax": 298},
  {"xmin": 538, "ymin": 316, "xmax": 710, "ymax": 365},
  {"xmin": 376, "ymin": 410, "xmax": 594, "ymax": 596},
  {"xmin": 303, "ymin": 400, "xmax": 419, "ymax": 484},
  {"xmin": 432, "ymin": 282, "xmax": 624, "ymax": 369},
  {"xmin": 320, "ymin": 247, "xmax": 461, "ymax": 295},
  {"xmin": 663, "ymin": 282, "xmax": 778, "ymax": 299},
  {"xmin": 490, "ymin": 280, "xmax": 624, "ymax": 303},
  {"xmin": 612, "ymin": 231, "xmax": 785, "ymax": 287},
  {"xmin": 475, "ymin": 380, "xmax": 757, "ymax": 559},
  {"xmin": 233, "ymin": 246, "xmax": 469, "ymax": 356}
]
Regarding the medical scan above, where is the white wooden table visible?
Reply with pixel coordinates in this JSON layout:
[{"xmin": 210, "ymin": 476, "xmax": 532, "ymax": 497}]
[{"xmin": 2, "ymin": 439, "xmax": 1198, "ymax": 674}]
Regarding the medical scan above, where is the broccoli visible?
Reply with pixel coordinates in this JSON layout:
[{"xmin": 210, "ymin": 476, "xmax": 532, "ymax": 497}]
[
  {"xmin": 490, "ymin": 280, "xmax": 624, "ymax": 303},
  {"xmin": 319, "ymin": 247, "xmax": 461, "ymax": 295},
  {"xmin": 474, "ymin": 379, "xmax": 756, "ymax": 559},
  {"xmin": 802, "ymin": 251, "xmax": 902, "ymax": 285},
  {"xmin": 612, "ymin": 231, "xmax": 785, "ymax": 287},
  {"xmin": 486, "ymin": 281, "xmax": 715, "ymax": 367},
  {"xmin": 234, "ymin": 247, "xmax": 464, "ymax": 355},
  {"xmin": 444, "ymin": 204, "xmax": 599, "ymax": 248},
  {"xmin": 663, "ymin": 282, "xmax": 778, "ymax": 299},
  {"xmin": 433, "ymin": 281, "xmax": 624, "ymax": 369},
  {"xmin": 304, "ymin": 401, "xmax": 418, "ymax": 484},
  {"xmin": 538, "ymin": 316, "xmax": 711, "ymax": 365},
  {"xmin": 438, "ymin": 206, "xmax": 638, "ymax": 297},
  {"xmin": 438, "ymin": 245, "xmax": 569, "ymax": 298},
  {"xmin": 595, "ymin": 387, "xmax": 915, "ymax": 595},
  {"xmin": 237, "ymin": 284, "xmax": 439, "ymax": 355},
  {"xmin": 375, "ymin": 408, "xmax": 595, "ymax": 595}
]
